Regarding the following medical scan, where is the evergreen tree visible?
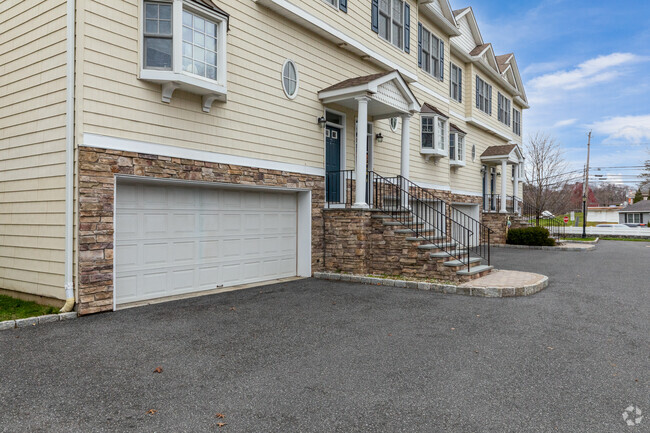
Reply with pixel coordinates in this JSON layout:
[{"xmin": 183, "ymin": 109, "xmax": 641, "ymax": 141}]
[{"xmin": 633, "ymin": 188, "xmax": 643, "ymax": 203}]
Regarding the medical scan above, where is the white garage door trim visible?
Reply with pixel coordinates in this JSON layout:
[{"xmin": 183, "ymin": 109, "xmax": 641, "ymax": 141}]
[
  {"xmin": 451, "ymin": 203, "xmax": 481, "ymax": 247},
  {"xmin": 113, "ymin": 177, "xmax": 311, "ymax": 309}
]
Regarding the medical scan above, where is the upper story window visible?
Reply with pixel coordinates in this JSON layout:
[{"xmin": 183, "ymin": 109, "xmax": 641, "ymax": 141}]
[
  {"xmin": 513, "ymin": 108, "xmax": 522, "ymax": 136},
  {"xmin": 497, "ymin": 93, "xmax": 511, "ymax": 126},
  {"xmin": 322, "ymin": 0, "xmax": 347, "ymax": 12},
  {"xmin": 371, "ymin": 0, "xmax": 410, "ymax": 53},
  {"xmin": 475, "ymin": 75, "xmax": 492, "ymax": 115},
  {"xmin": 421, "ymin": 114, "xmax": 447, "ymax": 158},
  {"xmin": 140, "ymin": 0, "xmax": 229, "ymax": 113},
  {"xmin": 450, "ymin": 63, "xmax": 462, "ymax": 102},
  {"xmin": 418, "ymin": 25, "xmax": 444, "ymax": 81}
]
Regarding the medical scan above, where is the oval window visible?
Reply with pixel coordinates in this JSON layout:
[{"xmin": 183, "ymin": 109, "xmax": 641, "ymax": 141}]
[
  {"xmin": 282, "ymin": 60, "xmax": 299, "ymax": 99},
  {"xmin": 390, "ymin": 117, "xmax": 398, "ymax": 132}
]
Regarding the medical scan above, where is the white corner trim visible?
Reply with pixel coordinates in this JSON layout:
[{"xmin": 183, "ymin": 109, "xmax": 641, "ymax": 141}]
[
  {"xmin": 82, "ymin": 133, "xmax": 325, "ymax": 177},
  {"xmin": 411, "ymin": 82, "xmax": 450, "ymax": 105},
  {"xmin": 253, "ymin": 0, "xmax": 417, "ymax": 82},
  {"xmin": 450, "ymin": 189, "xmax": 483, "ymax": 197}
]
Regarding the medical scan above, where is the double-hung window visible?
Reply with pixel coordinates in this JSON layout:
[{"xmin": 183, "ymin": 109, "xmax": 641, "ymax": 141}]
[
  {"xmin": 378, "ymin": 0, "xmax": 403, "ymax": 49},
  {"xmin": 372, "ymin": 0, "xmax": 410, "ymax": 52},
  {"xmin": 421, "ymin": 114, "xmax": 448, "ymax": 158},
  {"xmin": 475, "ymin": 76, "xmax": 492, "ymax": 115},
  {"xmin": 449, "ymin": 129, "xmax": 465, "ymax": 166},
  {"xmin": 141, "ymin": 0, "xmax": 228, "ymax": 112},
  {"xmin": 497, "ymin": 93, "xmax": 511, "ymax": 126},
  {"xmin": 418, "ymin": 24, "xmax": 444, "ymax": 80},
  {"xmin": 322, "ymin": 0, "xmax": 348, "ymax": 12},
  {"xmin": 513, "ymin": 108, "xmax": 521, "ymax": 136},
  {"xmin": 450, "ymin": 63, "xmax": 462, "ymax": 102}
]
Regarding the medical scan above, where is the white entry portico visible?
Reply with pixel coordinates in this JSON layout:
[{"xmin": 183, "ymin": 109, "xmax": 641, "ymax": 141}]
[{"xmin": 318, "ymin": 71, "xmax": 419, "ymax": 208}]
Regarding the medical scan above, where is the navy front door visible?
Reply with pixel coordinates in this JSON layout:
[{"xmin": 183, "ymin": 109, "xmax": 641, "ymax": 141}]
[{"xmin": 325, "ymin": 125, "xmax": 341, "ymax": 202}]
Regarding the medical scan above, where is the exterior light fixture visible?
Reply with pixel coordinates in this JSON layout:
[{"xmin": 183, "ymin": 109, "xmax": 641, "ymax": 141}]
[
  {"xmin": 375, "ymin": 133, "xmax": 384, "ymax": 143},
  {"xmin": 317, "ymin": 116, "xmax": 326, "ymax": 127}
]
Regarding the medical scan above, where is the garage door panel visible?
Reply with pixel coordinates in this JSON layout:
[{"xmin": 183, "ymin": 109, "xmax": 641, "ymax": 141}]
[{"xmin": 115, "ymin": 182, "xmax": 299, "ymax": 305}]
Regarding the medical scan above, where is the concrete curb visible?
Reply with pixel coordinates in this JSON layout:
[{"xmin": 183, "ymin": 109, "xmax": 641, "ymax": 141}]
[
  {"xmin": 492, "ymin": 243, "xmax": 596, "ymax": 251},
  {"xmin": 313, "ymin": 272, "xmax": 549, "ymax": 298},
  {"xmin": 0, "ymin": 312, "xmax": 77, "ymax": 332}
]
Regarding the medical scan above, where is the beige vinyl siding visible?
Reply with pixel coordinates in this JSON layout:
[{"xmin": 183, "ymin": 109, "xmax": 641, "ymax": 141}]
[
  {"xmin": 0, "ymin": 0, "xmax": 68, "ymax": 299},
  {"xmin": 454, "ymin": 13, "xmax": 477, "ymax": 53},
  {"xmin": 80, "ymin": 0, "xmax": 388, "ymax": 169}
]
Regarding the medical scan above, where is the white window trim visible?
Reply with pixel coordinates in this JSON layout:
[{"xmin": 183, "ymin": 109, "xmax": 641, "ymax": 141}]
[
  {"xmin": 498, "ymin": 92, "xmax": 511, "ymax": 126},
  {"xmin": 281, "ymin": 59, "xmax": 299, "ymax": 99},
  {"xmin": 450, "ymin": 63, "xmax": 462, "ymax": 102},
  {"xmin": 322, "ymin": 0, "xmax": 339, "ymax": 9},
  {"xmin": 449, "ymin": 132, "xmax": 466, "ymax": 166},
  {"xmin": 513, "ymin": 108, "xmax": 522, "ymax": 136},
  {"xmin": 378, "ymin": 0, "xmax": 404, "ymax": 50},
  {"xmin": 420, "ymin": 114, "xmax": 448, "ymax": 159},
  {"xmin": 420, "ymin": 25, "xmax": 442, "ymax": 80},
  {"xmin": 139, "ymin": 0, "xmax": 228, "ymax": 112},
  {"xmin": 476, "ymin": 75, "xmax": 491, "ymax": 115},
  {"xmin": 390, "ymin": 117, "xmax": 399, "ymax": 132}
]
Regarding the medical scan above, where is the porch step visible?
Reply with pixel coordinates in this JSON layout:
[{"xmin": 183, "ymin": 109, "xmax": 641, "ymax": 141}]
[
  {"xmin": 418, "ymin": 242, "xmax": 457, "ymax": 250},
  {"xmin": 397, "ymin": 228, "xmax": 441, "ymax": 235},
  {"xmin": 456, "ymin": 265, "xmax": 493, "ymax": 276},
  {"xmin": 443, "ymin": 257, "xmax": 483, "ymax": 267},
  {"xmin": 429, "ymin": 249, "xmax": 468, "ymax": 258},
  {"xmin": 383, "ymin": 196, "xmax": 444, "ymax": 204},
  {"xmin": 370, "ymin": 212, "xmax": 411, "ymax": 219}
]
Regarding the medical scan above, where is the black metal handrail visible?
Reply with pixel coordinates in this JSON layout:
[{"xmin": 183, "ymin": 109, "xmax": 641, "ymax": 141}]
[
  {"xmin": 394, "ymin": 176, "xmax": 491, "ymax": 267},
  {"xmin": 325, "ymin": 170, "xmax": 355, "ymax": 207},
  {"xmin": 517, "ymin": 198, "xmax": 566, "ymax": 240},
  {"xmin": 369, "ymin": 172, "xmax": 473, "ymax": 271}
]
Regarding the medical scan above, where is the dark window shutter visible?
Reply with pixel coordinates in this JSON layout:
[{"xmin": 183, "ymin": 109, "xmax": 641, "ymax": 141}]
[
  {"xmin": 404, "ymin": 3, "xmax": 410, "ymax": 53},
  {"xmin": 498, "ymin": 94, "xmax": 502, "ymax": 121},
  {"xmin": 458, "ymin": 68, "xmax": 462, "ymax": 101},
  {"xmin": 339, "ymin": 0, "xmax": 347, "ymax": 13},
  {"xmin": 418, "ymin": 23, "xmax": 422, "ymax": 68},
  {"xmin": 371, "ymin": 0, "xmax": 379, "ymax": 33},
  {"xmin": 475, "ymin": 76, "xmax": 480, "ymax": 108},
  {"xmin": 439, "ymin": 40, "xmax": 444, "ymax": 80},
  {"xmin": 488, "ymin": 85, "xmax": 492, "ymax": 115}
]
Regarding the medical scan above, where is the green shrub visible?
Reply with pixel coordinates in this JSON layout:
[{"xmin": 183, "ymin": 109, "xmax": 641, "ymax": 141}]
[{"xmin": 507, "ymin": 226, "xmax": 556, "ymax": 246}]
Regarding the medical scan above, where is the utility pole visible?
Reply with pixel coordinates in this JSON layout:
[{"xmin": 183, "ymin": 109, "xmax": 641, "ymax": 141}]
[{"xmin": 582, "ymin": 131, "xmax": 591, "ymax": 238}]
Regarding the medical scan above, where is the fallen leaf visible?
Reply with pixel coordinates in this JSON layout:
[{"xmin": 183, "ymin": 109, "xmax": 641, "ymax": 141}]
[
  {"xmin": 229, "ymin": 306, "xmax": 236, "ymax": 311},
  {"xmin": 216, "ymin": 413, "xmax": 226, "ymax": 419},
  {"xmin": 216, "ymin": 422, "xmax": 227, "ymax": 428},
  {"xmin": 146, "ymin": 409, "xmax": 157, "ymax": 416},
  {"xmin": 547, "ymin": 347, "xmax": 554, "ymax": 350},
  {"xmin": 451, "ymin": 328, "xmax": 455, "ymax": 331},
  {"xmin": 474, "ymin": 350, "xmax": 479, "ymax": 353},
  {"xmin": 332, "ymin": 302, "xmax": 336, "ymax": 305},
  {"xmin": 610, "ymin": 363, "xmax": 617, "ymax": 367},
  {"xmin": 153, "ymin": 367, "xmax": 163, "ymax": 373},
  {"xmin": 388, "ymin": 333, "xmax": 392, "ymax": 336},
  {"xmin": 476, "ymin": 315, "xmax": 480, "ymax": 317}
]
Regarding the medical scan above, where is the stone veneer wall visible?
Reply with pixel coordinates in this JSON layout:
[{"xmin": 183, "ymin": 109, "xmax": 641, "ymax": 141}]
[
  {"xmin": 481, "ymin": 212, "xmax": 510, "ymax": 244},
  {"xmin": 77, "ymin": 146, "xmax": 325, "ymax": 315}
]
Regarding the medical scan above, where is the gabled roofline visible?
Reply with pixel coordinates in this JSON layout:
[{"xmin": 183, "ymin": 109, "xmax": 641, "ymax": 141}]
[
  {"xmin": 453, "ymin": 6, "xmax": 484, "ymax": 46},
  {"xmin": 419, "ymin": 0, "xmax": 461, "ymax": 37}
]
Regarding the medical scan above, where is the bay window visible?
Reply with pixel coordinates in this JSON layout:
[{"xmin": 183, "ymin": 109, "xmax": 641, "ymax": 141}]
[
  {"xmin": 140, "ymin": 0, "xmax": 229, "ymax": 112},
  {"xmin": 421, "ymin": 114, "xmax": 448, "ymax": 158}
]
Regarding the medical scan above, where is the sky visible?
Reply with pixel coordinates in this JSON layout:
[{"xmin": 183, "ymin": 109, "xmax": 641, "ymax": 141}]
[{"xmin": 449, "ymin": 0, "xmax": 650, "ymax": 189}]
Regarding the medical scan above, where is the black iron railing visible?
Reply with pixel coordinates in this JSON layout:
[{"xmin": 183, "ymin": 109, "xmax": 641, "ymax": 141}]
[
  {"xmin": 517, "ymin": 199, "xmax": 566, "ymax": 239},
  {"xmin": 369, "ymin": 172, "xmax": 473, "ymax": 271},
  {"xmin": 325, "ymin": 170, "xmax": 355, "ymax": 206}
]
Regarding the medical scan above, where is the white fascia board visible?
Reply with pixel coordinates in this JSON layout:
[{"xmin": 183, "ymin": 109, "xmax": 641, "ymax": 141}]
[
  {"xmin": 419, "ymin": 4, "xmax": 461, "ymax": 37},
  {"xmin": 448, "ymin": 109, "xmax": 465, "ymax": 120},
  {"xmin": 411, "ymin": 82, "xmax": 450, "ymax": 105},
  {"xmin": 472, "ymin": 57, "xmax": 520, "ymax": 98},
  {"xmin": 466, "ymin": 117, "xmax": 513, "ymax": 142},
  {"xmin": 82, "ymin": 133, "xmax": 325, "ymax": 177},
  {"xmin": 253, "ymin": 0, "xmax": 417, "ymax": 82}
]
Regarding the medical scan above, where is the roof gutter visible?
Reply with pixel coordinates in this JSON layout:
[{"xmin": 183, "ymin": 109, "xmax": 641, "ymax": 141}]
[{"xmin": 60, "ymin": 0, "xmax": 76, "ymax": 313}]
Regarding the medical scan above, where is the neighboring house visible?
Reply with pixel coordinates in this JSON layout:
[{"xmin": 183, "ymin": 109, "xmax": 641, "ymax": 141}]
[
  {"xmin": 619, "ymin": 201, "xmax": 650, "ymax": 225},
  {"xmin": 0, "ymin": 0, "xmax": 527, "ymax": 315},
  {"xmin": 588, "ymin": 206, "xmax": 624, "ymax": 223}
]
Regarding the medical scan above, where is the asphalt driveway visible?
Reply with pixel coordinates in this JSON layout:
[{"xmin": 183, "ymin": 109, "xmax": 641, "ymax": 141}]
[{"xmin": 1, "ymin": 240, "xmax": 648, "ymax": 432}]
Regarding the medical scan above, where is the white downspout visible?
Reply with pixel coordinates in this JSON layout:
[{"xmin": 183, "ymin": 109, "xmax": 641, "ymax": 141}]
[{"xmin": 60, "ymin": 0, "xmax": 76, "ymax": 313}]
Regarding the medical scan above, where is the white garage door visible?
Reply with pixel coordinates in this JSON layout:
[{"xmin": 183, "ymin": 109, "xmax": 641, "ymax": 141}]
[{"xmin": 115, "ymin": 181, "xmax": 298, "ymax": 305}]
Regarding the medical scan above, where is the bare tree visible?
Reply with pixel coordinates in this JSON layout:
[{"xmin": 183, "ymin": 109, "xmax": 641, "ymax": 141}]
[
  {"xmin": 523, "ymin": 132, "xmax": 571, "ymax": 218},
  {"xmin": 640, "ymin": 150, "xmax": 650, "ymax": 189},
  {"xmin": 592, "ymin": 183, "xmax": 628, "ymax": 206}
]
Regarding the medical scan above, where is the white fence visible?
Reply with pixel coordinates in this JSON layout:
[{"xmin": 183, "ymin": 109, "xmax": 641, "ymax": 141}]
[{"xmin": 564, "ymin": 226, "xmax": 650, "ymax": 237}]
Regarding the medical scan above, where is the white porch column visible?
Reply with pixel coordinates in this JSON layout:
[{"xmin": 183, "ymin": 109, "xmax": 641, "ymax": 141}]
[
  {"xmin": 400, "ymin": 115, "xmax": 411, "ymax": 178},
  {"xmin": 513, "ymin": 162, "xmax": 520, "ymax": 214},
  {"xmin": 500, "ymin": 159, "xmax": 508, "ymax": 213},
  {"xmin": 353, "ymin": 96, "xmax": 370, "ymax": 208}
]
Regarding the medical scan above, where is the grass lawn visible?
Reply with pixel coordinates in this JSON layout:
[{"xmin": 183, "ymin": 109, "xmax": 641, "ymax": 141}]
[
  {"xmin": 0, "ymin": 295, "xmax": 58, "ymax": 321},
  {"xmin": 565, "ymin": 237, "xmax": 598, "ymax": 241}
]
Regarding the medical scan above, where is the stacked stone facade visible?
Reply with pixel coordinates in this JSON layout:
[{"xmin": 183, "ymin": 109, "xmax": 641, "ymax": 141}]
[
  {"xmin": 481, "ymin": 212, "xmax": 510, "ymax": 244},
  {"xmin": 77, "ymin": 146, "xmax": 325, "ymax": 315}
]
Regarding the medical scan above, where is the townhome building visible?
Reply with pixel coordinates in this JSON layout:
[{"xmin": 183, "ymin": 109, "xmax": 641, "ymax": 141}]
[{"xmin": 0, "ymin": 0, "xmax": 528, "ymax": 315}]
